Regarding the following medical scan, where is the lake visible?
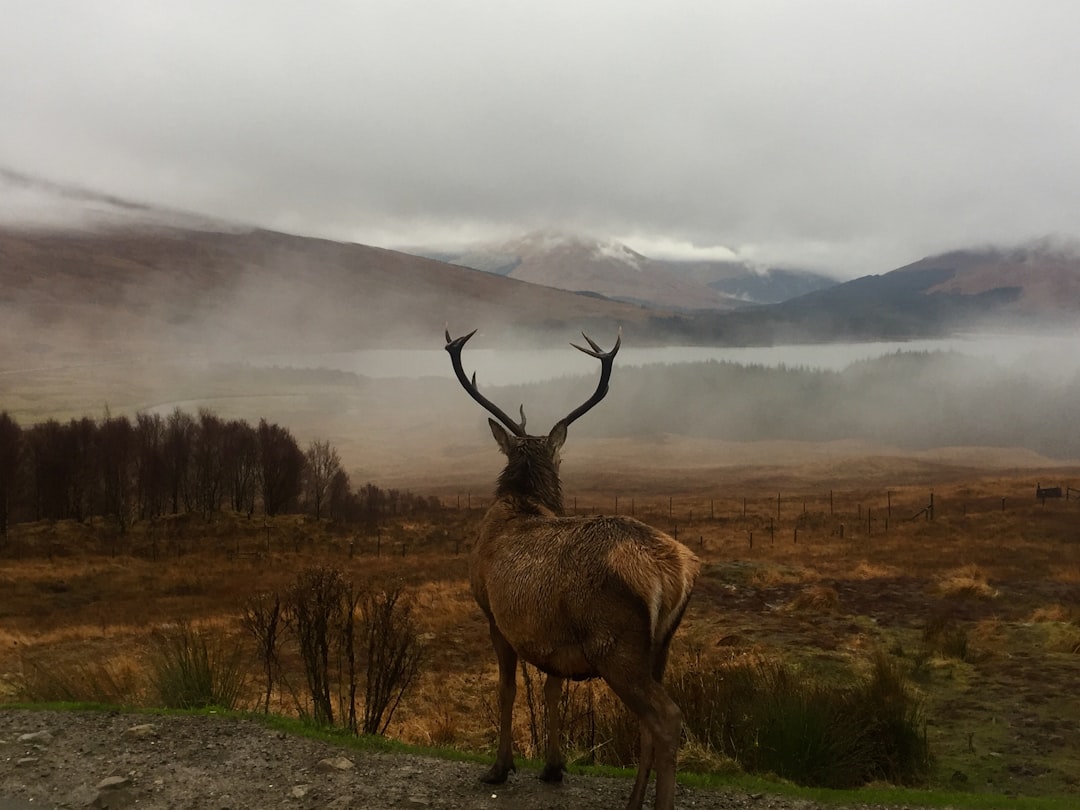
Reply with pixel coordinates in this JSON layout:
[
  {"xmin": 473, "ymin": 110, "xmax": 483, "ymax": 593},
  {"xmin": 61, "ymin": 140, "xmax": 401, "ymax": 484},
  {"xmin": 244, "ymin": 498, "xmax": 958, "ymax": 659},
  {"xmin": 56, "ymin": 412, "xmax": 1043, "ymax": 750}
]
[{"xmin": 251, "ymin": 331, "xmax": 1080, "ymax": 386}]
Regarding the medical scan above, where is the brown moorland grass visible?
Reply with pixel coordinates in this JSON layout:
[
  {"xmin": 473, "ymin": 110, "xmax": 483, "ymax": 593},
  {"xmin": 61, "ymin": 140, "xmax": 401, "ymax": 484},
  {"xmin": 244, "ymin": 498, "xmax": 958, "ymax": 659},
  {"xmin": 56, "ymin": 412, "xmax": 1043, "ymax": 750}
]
[{"xmin": 2, "ymin": 453, "xmax": 1079, "ymax": 798}]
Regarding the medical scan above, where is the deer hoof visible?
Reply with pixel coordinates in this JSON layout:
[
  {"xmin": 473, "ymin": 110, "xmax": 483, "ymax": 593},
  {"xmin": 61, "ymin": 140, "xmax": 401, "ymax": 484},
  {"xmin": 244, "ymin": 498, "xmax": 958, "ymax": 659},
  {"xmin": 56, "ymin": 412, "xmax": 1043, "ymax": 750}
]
[
  {"xmin": 539, "ymin": 763, "xmax": 565, "ymax": 784},
  {"xmin": 480, "ymin": 763, "xmax": 515, "ymax": 784}
]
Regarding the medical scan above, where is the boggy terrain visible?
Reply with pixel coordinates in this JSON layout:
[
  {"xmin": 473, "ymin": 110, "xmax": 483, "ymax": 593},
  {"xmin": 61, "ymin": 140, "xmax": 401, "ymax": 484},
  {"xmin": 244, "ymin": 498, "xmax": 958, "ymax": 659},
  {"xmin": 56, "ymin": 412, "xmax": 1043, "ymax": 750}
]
[{"xmin": 1, "ymin": 443, "xmax": 1079, "ymax": 806}]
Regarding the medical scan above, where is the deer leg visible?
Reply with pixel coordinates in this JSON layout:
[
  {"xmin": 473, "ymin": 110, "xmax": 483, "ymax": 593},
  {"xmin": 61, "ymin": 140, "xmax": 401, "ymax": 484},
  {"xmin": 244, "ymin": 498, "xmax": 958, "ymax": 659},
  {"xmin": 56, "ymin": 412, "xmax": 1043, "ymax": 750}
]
[
  {"xmin": 481, "ymin": 621, "xmax": 518, "ymax": 784},
  {"xmin": 602, "ymin": 669, "xmax": 682, "ymax": 810},
  {"xmin": 626, "ymin": 724, "xmax": 654, "ymax": 810},
  {"xmin": 539, "ymin": 674, "xmax": 566, "ymax": 783},
  {"xmin": 624, "ymin": 639, "xmax": 677, "ymax": 808}
]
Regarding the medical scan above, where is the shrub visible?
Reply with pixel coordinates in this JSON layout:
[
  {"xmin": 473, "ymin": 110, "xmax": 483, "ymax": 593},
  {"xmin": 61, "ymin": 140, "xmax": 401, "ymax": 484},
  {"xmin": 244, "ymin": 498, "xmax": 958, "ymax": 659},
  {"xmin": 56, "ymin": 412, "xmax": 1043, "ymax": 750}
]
[
  {"xmin": 150, "ymin": 621, "xmax": 248, "ymax": 711},
  {"xmin": 359, "ymin": 583, "xmax": 424, "ymax": 735},
  {"xmin": 535, "ymin": 652, "xmax": 929, "ymax": 789},
  {"xmin": 241, "ymin": 590, "xmax": 284, "ymax": 713},
  {"xmin": 270, "ymin": 566, "xmax": 425, "ymax": 735},
  {"xmin": 668, "ymin": 653, "xmax": 930, "ymax": 788}
]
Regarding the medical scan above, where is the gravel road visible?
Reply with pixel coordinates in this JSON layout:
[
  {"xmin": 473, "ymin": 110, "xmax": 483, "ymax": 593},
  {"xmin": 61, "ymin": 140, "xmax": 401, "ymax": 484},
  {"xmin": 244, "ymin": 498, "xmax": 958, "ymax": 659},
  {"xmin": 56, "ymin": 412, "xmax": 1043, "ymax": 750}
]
[{"xmin": 0, "ymin": 709, "xmax": 945, "ymax": 809}]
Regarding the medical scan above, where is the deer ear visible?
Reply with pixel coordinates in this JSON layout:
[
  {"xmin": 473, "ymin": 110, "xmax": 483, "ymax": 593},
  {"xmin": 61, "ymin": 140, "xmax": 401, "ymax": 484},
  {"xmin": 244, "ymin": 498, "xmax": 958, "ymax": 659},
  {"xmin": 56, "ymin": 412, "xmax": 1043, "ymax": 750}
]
[
  {"xmin": 548, "ymin": 420, "xmax": 567, "ymax": 452},
  {"xmin": 489, "ymin": 419, "xmax": 515, "ymax": 456}
]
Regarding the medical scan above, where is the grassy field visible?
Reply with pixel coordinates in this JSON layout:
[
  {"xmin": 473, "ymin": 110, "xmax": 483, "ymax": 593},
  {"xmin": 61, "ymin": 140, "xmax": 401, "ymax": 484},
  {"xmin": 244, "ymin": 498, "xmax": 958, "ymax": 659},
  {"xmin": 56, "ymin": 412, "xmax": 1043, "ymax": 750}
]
[{"xmin": 2, "ymin": 456, "xmax": 1079, "ymax": 801}]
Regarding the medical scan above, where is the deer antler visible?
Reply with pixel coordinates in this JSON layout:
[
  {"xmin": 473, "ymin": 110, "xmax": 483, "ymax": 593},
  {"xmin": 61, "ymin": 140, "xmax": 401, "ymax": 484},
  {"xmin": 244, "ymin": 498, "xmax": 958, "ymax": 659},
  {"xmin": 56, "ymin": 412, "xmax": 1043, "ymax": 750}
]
[
  {"xmin": 560, "ymin": 328, "xmax": 621, "ymax": 428},
  {"xmin": 445, "ymin": 328, "xmax": 527, "ymax": 436}
]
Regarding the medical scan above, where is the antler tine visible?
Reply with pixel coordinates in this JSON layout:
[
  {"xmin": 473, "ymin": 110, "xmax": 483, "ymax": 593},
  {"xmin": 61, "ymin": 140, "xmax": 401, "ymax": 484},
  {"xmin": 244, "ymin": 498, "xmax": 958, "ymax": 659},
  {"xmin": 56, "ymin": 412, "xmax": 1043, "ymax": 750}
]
[
  {"xmin": 444, "ymin": 328, "xmax": 528, "ymax": 436},
  {"xmin": 561, "ymin": 328, "xmax": 622, "ymax": 428}
]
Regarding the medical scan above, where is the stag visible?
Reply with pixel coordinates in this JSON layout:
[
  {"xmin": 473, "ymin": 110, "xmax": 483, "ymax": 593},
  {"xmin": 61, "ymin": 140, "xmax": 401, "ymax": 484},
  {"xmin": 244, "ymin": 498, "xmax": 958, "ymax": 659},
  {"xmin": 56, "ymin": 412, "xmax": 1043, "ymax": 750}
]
[{"xmin": 445, "ymin": 328, "xmax": 700, "ymax": 810}]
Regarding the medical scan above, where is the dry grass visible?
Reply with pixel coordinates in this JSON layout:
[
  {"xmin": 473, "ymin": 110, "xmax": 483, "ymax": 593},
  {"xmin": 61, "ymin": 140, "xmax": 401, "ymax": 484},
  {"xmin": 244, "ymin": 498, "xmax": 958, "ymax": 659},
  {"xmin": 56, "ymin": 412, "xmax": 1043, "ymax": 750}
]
[{"xmin": 2, "ymin": 455, "xmax": 1079, "ymax": 795}]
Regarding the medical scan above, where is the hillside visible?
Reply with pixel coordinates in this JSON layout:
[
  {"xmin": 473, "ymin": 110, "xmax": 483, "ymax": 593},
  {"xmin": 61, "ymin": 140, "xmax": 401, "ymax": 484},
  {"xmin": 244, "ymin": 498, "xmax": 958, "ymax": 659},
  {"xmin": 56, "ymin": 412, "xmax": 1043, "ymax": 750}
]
[
  {"xmin": 4, "ymin": 169, "xmax": 1078, "ymax": 367},
  {"xmin": 644, "ymin": 240, "xmax": 1080, "ymax": 345},
  {"xmin": 0, "ymin": 224, "xmax": 662, "ymax": 370},
  {"xmin": 429, "ymin": 230, "xmax": 843, "ymax": 311},
  {"xmin": 431, "ymin": 230, "xmax": 742, "ymax": 311}
]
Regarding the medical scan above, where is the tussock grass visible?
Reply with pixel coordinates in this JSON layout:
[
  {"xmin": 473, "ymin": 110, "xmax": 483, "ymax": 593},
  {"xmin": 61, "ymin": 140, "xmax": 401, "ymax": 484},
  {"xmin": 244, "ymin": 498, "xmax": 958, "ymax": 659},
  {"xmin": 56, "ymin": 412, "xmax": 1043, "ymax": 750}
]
[
  {"xmin": 936, "ymin": 565, "xmax": 999, "ymax": 600},
  {"xmin": 15, "ymin": 652, "xmax": 143, "ymax": 706},
  {"xmin": 150, "ymin": 621, "xmax": 248, "ymax": 711}
]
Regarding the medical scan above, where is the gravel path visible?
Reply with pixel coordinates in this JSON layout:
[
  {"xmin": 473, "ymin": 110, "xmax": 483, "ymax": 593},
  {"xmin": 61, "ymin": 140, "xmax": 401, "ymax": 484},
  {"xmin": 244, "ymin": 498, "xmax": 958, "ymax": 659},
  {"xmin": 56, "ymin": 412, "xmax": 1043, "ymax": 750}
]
[{"xmin": 0, "ymin": 709, "xmax": 943, "ymax": 809}]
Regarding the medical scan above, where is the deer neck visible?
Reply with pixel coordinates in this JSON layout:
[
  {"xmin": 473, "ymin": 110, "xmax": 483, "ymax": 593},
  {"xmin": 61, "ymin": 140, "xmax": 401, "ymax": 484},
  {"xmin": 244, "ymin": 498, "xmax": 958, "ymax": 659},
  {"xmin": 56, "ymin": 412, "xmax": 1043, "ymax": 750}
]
[{"xmin": 495, "ymin": 455, "xmax": 564, "ymax": 515}]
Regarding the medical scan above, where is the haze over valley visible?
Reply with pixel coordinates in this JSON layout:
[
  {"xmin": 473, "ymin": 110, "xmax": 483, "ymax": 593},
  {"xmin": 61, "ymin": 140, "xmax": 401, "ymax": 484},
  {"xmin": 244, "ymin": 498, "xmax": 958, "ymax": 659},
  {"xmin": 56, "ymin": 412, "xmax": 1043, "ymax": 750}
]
[{"xmin": 2, "ymin": 170, "xmax": 1078, "ymax": 489}]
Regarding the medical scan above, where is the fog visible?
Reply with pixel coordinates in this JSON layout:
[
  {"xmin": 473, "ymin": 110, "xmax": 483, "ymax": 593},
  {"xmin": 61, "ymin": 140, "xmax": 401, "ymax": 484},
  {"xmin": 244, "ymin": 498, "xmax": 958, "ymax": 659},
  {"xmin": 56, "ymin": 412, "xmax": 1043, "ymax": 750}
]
[
  {"xmin": 5, "ymin": 4, "xmax": 1080, "ymax": 276},
  {"xmin": 477, "ymin": 348, "xmax": 1080, "ymax": 460},
  {"xmin": 248, "ymin": 332, "xmax": 1080, "ymax": 387}
]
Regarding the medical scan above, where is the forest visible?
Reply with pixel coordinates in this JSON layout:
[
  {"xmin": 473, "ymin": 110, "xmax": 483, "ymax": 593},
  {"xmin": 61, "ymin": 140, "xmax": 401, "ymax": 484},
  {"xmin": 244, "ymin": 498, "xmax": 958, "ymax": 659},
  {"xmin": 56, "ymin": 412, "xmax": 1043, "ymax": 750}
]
[{"xmin": 0, "ymin": 408, "xmax": 438, "ymax": 539}]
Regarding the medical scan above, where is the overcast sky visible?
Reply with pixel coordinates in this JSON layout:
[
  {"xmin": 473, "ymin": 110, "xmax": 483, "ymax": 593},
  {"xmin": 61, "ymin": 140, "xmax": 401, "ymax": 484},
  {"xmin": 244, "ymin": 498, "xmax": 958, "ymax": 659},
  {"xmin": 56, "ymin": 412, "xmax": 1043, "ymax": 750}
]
[{"xmin": 3, "ymin": 1, "xmax": 1079, "ymax": 277}]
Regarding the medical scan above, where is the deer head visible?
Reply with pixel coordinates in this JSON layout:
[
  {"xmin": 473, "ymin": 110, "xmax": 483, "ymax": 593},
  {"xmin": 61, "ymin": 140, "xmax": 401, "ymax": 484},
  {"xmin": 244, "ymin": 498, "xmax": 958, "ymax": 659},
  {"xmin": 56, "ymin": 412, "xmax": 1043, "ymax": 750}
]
[{"xmin": 444, "ymin": 328, "xmax": 621, "ymax": 514}]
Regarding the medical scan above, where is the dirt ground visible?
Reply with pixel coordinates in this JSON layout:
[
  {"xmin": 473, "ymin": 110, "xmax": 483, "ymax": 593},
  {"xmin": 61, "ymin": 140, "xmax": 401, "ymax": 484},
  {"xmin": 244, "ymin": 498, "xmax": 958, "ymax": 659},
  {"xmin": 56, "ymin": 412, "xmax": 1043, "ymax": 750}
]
[{"xmin": 0, "ymin": 709, "xmax": 941, "ymax": 810}]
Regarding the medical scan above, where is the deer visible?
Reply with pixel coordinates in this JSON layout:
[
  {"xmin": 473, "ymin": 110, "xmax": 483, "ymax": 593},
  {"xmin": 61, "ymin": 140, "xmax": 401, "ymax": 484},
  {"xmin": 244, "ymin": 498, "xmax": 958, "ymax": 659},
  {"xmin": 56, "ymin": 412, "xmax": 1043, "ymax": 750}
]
[{"xmin": 445, "ymin": 327, "xmax": 701, "ymax": 810}]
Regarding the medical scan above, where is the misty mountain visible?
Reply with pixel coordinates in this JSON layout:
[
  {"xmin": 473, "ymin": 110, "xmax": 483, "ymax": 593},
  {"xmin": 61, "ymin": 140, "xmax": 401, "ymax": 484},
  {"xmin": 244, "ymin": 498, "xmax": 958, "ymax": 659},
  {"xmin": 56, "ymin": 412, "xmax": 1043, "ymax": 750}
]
[
  {"xmin": 658, "ymin": 261, "xmax": 839, "ymax": 304},
  {"xmin": 644, "ymin": 240, "xmax": 1080, "ymax": 345},
  {"xmin": 425, "ymin": 230, "xmax": 840, "ymax": 310},
  {"xmin": 767, "ymin": 241, "xmax": 1080, "ymax": 332},
  {"xmin": 4, "ymin": 169, "xmax": 1078, "ymax": 375},
  {"xmin": 0, "ymin": 223, "xmax": 664, "ymax": 371},
  {"xmin": 427, "ymin": 231, "xmax": 744, "ymax": 311}
]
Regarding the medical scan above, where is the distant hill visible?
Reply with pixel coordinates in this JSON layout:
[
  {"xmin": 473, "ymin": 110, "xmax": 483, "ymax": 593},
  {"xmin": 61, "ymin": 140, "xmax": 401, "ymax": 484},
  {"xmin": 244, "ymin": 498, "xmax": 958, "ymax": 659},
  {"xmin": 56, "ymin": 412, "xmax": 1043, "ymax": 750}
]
[
  {"xmin": 428, "ymin": 230, "xmax": 745, "ymax": 311},
  {"xmin": 427, "ymin": 230, "xmax": 838, "ymax": 311},
  {"xmin": 0, "ymin": 225, "xmax": 662, "ymax": 371},
  {"xmin": 3, "ymin": 168, "xmax": 1077, "ymax": 372},
  {"xmin": 656, "ymin": 260, "xmax": 838, "ymax": 304},
  {"xmin": 766, "ymin": 241, "xmax": 1080, "ymax": 335},
  {"xmin": 644, "ymin": 240, "xmax": 1080, "ymax": 344}
]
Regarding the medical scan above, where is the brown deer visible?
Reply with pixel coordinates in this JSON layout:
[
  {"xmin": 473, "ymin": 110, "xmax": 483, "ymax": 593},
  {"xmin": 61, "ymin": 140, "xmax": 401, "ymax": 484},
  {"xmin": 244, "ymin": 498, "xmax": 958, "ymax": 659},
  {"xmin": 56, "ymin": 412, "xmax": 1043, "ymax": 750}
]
[{"xmin": 445, "ymin": 328, "xmax": 700, "ymax": 810}]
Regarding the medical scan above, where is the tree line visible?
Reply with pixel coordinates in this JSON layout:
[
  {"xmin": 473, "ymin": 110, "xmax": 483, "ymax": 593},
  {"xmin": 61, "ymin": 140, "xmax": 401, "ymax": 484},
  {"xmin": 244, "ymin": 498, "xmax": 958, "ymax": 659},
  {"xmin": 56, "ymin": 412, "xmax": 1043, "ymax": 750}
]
[{"xmin": 0, "ymin": 408, "xmax": 438, "ymax": 538}]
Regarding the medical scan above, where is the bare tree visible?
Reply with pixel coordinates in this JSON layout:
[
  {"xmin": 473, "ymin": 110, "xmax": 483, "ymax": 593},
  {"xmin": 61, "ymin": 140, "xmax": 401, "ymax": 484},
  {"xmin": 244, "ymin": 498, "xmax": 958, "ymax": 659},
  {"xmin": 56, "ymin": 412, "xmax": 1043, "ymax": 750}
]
[
  {"xmin": 164, "ymin": 409, "xmax": 195, "ymax": 514},
  {"xmin": 223, "ymin": 419, "xmax": 259, "ymax": 516},
  {"xmin": 258, "ymin": 419, "xmax": 304, "ymax": 517},
  {"xmin": 327, "ymin": 468, "xmax": 352, "ymax": 521},
  {"xmin": 0, "ymin": 411, "xmax": 21, "ymax": 539},
  {"xmin": 134, "ymin": 412, "xmax": 168, "ymax": 520},
  {"xmin": 98, "ymin": 414, "xmax": 135, "ymax": 533},
  {"xmin": 304, "ymin": 439, "xmax": 341, "ymax": 520},
  {"xmin": 26, "ymin": 419, "xmax": 69, "ymax": 521}
]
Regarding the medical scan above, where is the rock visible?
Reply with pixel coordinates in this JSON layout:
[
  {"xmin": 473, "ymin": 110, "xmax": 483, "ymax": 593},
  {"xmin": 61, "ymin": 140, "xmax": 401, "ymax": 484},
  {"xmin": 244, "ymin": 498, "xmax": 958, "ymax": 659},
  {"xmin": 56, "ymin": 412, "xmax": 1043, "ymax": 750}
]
[
  {"xmin": 17, "ymin": 730, "xmax": 53, "ymax": 745},
  {"xmin": 316, "ymin": 755, "xmax": 355, "ymax": 772},
  {"xmin": 122, "ymin": 723, "xmax": 158, "ymax": 739},
  {"xmin": 290, "ymin": 784, "xmax": 310, "ymax": 798},
  {"xmin": 16, "ymin": 756, "xmax": 39, "ymax": 766},
  {"xmin": 97, "ymin": 775, "xmax": 133, "ymax": 790}
]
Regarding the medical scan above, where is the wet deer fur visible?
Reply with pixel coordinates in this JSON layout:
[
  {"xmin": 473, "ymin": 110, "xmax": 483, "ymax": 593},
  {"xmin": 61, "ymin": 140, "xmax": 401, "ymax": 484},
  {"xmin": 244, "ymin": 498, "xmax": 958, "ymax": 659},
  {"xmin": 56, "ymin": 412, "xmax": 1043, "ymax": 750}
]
[{"xmin": 445, "ymin": 328, "xmax": 700, "ymax": 810}]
